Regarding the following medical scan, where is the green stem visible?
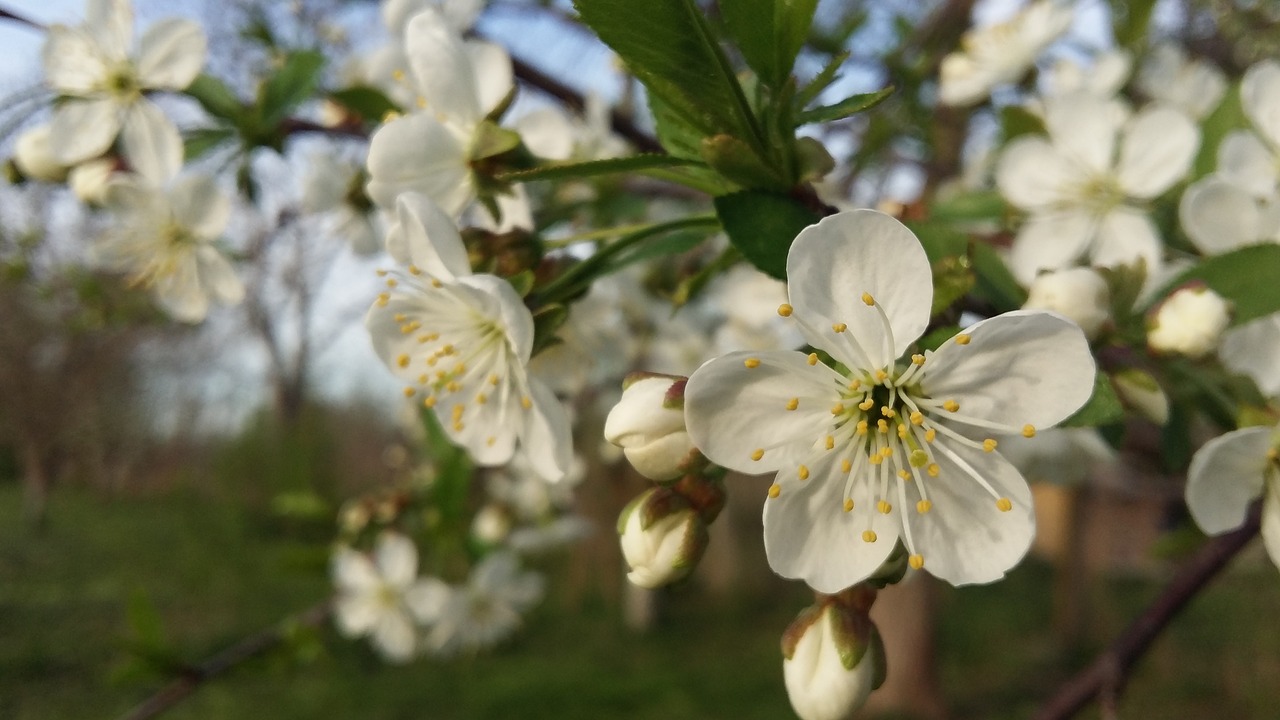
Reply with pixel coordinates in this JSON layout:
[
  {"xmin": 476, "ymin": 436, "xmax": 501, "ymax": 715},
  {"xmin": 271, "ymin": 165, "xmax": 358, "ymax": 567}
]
[
  {"xmin": 543, "ymin": 221, "xmax": 667, "ymax": 249},
  {"xmin": 537, "ymin": 214, "xmax": 720, "ymax": 302}
]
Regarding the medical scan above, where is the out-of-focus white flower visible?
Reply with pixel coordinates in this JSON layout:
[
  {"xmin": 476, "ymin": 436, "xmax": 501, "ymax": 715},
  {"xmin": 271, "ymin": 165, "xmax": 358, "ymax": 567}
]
[
  {"xmin": 685, "ymin": 210, "xmax": 1095, "ymax": 592},
  {"xmin": 711, "ymin": 264, "xmax": 805, "ymax": 354},
  {"xmin": 471, "ymin": 504, "xmax": 512, "ymax": 545},
  {"xmin": 365, "ymin": 192, "xmax": 572, "ymax": 481},
  {"xmin": 13, "ymin": 125, "xmax": 67, "ymax": 182},
  {"xmin": 1111, "ymin": 368, "xmax": 1170, "ymax": 425},
  {"xmin": 1137, "ymin": 43, "xmax": 1227, "ymax": 120},
  {"xmin": 938, "ymin": 0, "xmax": 1073, "ymax": 106},
  {"xmin": 68, "ymin": 158, "xmax": 118, "ymax": 204},
  {"xmin": 365, "ymin": 9, "xmax": 513, "ymax": 216},
  {"xmin": 360, "ymin": 0, "xmax": 487, "ymax": 108},
  {"xmin": 604, "ymin": 374, "xmax": 696, "ymax": 482},
  {"xmin": 1022, "ymin": 267, "xmax": 1110, "ymax": 340},
  {"xmin": 618, "ymin": 487, "xmax": 708, "ymax": 588},
  {"xmin": 332, "ymin": 532, "xmax": 450, "ymax": 663},
  {"xmin": 301, "ymin": 151, "xmax": 381, "ymax": 255},
  {"xmin": 1147, "ymin": 285, "xmax": 1231, "ymax": 358},
  {"xmin": 1186, "ymin": 425, "xmax": 1280, "ymax": 571},
  {"xmin": 1221, "ymin": 314, "xmax": 1280, "ymax": 398},
  {"xmin": 529, "ymin": 277, "xmax": 636, "ymax": 396},
  {"xmin": 423, "ymin": 551, "xmax": 544, "ymax": 655},
  {"xmin": 998, "ymin": 427, "xmax": 1115, "ymax": 486},
  {"xmin": 997, "ymin": 94, "xmax": 1199, "ymax": 283},
  {"xmin": 42, "ymin": 0, "xmax": 204, "ymax": 180},
  {"xmin": 95, "ymin": 151, "xmax": 243, "ymax": 323},
  {"xmin": 1044, "ymin": 50, "xmax": 1131, "ymax": 100},
  {"xmin": 782, "ymin": 599, "xmax": 885, "ymax": 720}
]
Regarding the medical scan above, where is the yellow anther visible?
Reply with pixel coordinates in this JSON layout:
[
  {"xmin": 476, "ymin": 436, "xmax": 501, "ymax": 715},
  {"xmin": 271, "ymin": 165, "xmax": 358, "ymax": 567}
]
[
  {"xmin": 996, "ymin": 497, "xmax": 1014, "ymax": 512},
  {"xmin": 431, "ymin": 278, "xmax": 442, "ymax": 288},
  {"xmin": 843, "ymin": 498, "xmax": 855, "ymax": 513},
  {"xmin": 400, "ymin": 321, "xmax": 421, "ymax": 334},
  {"xmin": 874, "ymin": 369, "xmax": 889, "ymax": 382},
  {"xmin": 881, "ymin": 406, "xmax": 896, "ymax": 417},
  {"xmin": 376, "ymin": 293, "xmax": 389, "ymax": 307},
  {"xmin": 416, "ymin": 96, "xmax": 427, "ymax": 109},
  {"xmin": 418, "ymin": 374, "xmax": 429, "ymax": 384},
  {"xmin": 394, "ymin": 313, "xmax": 407, "ymax": 322},
  {"xmin": 427, "ymin": 356, "xmax": 439, "ymax": 367},
  {"xmin": 832, "ymin": 322, "xmax": 848, "ymax": 333},
  {"xmin": 488, "ymin": 374, "xmax": 500, "ymax": 386},
  {"xmin": 451, "ymin": 405, "xmax": 464, "ymax": 419},
  {"xmin": 916, "ymin": 499, "xmax": 932, "ymax": 514},
  {"xmin": 1022, "ymin": 424, "xmax": 1037, "ymax": 438},
  {"xmin": 423, "ymin": 395, "xmax": 437, "ymax": 408},
  {"xmin": 385, "ymin": 278, "xmax": 398, "ymax": 288},
  {"xmin": 453, "ymin": 362, "xmax": 467, "ymax": 374},
  {"xmin": 877, "ymin": 419, "xmax": 889, "ymax": 434},
  {"xmin": 911, "ymin": 354, "xmax": 925, "ymax": 366},
  {"xmin": 392, "ymin": 69, "xmax": 405, "ymax": 82},
  {"xmin": 897, "ymin": 424, "xmax": 908, "ymax": 439},
  {"xmin": 877, "ymin": 500, "xmax": 892, "ymax": 514},
  {"xmin": 848, "ymin": 379, "xmax": 862, "ymax": 391},
  {"xmin": 798, "ymin": 465, "xmax": 810, "ymax": 480},
  {"xmin": 825, "ymin": 435, "xmax": 835, "ymax": 450},
  {"xmin": 380, "ymin": 110, "xmax": 400, "ymax": 123},
  {"xmin": 898, "ymin": 469, "xmax": 911, "ymax": 480},
  {"xmin": 453, "ymin": 422, "xmax": 464, "ymax": 432},
  {"xmin": 403, "ymin": 387, "xmax": 416, "ymax": 397},
  {"xmin": 396, "ymin": 354, "xmax": 410, "ymax": 368},
  {"xmin": 486, "ymin": 436, "xmax": 496, "ymax": 446},
  {"xmin": 909, "ymin": 449, "xmax": 929, "ymax": 467},
  {"xmin": 446, "ymin": 381, "xmax": 461, "ymax": 393},
  {"xmin": 955, "ymin": 334, "xmax": 971, "ymax": 346},
  {"xmin": 408, "ymin": 265, "xmax": 421, "ymax": 275},
  {"xmin": 879, "ymin": 446, "xmax": 893, "ymax": 458},
  {"xmin": 983, "ymin": 438, "xmax": 998, "ymax": 453},
  {"xmin": 943, "ymin": 399, "xmax": 960, "ymax": 412},
  {"xmin": 861, "ymin": 292, "xmax": 875, "ymax": 306},
  {"xmin": 841, "ymin": 459, "xmax": 852, "ymax": 473},
  {"xmin": 924, "ymin": 428, "xmax": 936, "ymax": 443},
  {"xmin": 441, "ymin": 344, "xmax": 455, "ymax": 355},
  {"xmin": 376, "ymin": 270, "xmax": 388, "ymax": 277},
  {"xmin": 476, "ymin": 393, "xmax": 488, "ymax": 405},
  {"xmin": 856, "ymin": 420, "xmax": 869, "ymax": 435},
  {"xmin": 927, "ymin": 463, "xmax": 940, "ymax": 477},
  {"xmin": 785, "ymin": 397, "xmax": 799, "ymax": 411},
  {"xmin": 831, "ymin": 403, "xmax": 845, "ymax": 415},
  {"xmin": 908, "ymin": 554, "xmax": 925, "ymax": 570},
  {"xmin": 768, "ymin": 484, "xmax": 781, "ymax": 498},
  {"xmin": 417, "ymin": 335, "xmax": 432, "ymax": 344},
  {"xmin": 910, "ymin": 411, "xmax": 924, "ymax": 425},
  {"xmin": 869, "ymin": 453, "xmax": 884, "ymax": 465},
  {"xmin": 859, "ymin": 398, "xmax": 875, "ymax": 411},
  {"xmin": 751, "ymin": 448, "xmax": 765, "ymax": 461},
  {"xmin": 807, "ymin": 353, "xmax": 819, "ymax": 366},
  {"xmin": 521, "ymin": 396, "xmax": 533, "ymax": 410},
  {"xmin": 861, "ymin": 530, "xmax": 878, "ymax": 543},
  {"xmin": 744, "ymin": 357, "xmax": 761, "ymax": 369},
  {"xmin": 777, "ymin": 303, "xmax": 793, "ymax": 317}
]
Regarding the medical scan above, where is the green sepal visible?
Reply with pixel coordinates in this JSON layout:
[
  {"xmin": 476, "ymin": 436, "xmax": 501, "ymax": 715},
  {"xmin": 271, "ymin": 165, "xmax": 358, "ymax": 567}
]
[
  {"xmin": 700, "ymin": 134, "xmax": 785, "ymax": 190},
  {"xmin": 530, "ymin": 303, "xmax": 569, "ymax": 355},
  {"xmin": 795, "ymin": 137, "xmax": 835, "ymax": 182},
  {"xmin": 257, "ymin": 49, "xmax": 325, "ymax": 129},
  {"xmin": 327, "ymin": 85, "xmax": 400, "ymax": 123},
  {"xmin": 471, "ymin": 121, "xmax": 523, "ymax": 161},
  {"xmin": 184, "ymin": 74, "xmax": 244, "ymax": 123},
  {"xmin": 780, "ymin": 604, "xmax": 824, "ymax": 660},
  {"xmin": 507, "ymin": 269, "xmax": 536, "ymax": 297}
]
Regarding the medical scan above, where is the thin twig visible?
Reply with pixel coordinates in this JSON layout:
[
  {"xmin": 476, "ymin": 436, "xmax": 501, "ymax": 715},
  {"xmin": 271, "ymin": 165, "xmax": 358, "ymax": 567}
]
[
  {"xmin": 1034, "ymin": 503, "xmax": 1263, "ymax": 720},
  {"xmin": 118, "ymin": 601, "xmax": 332, "ymax": 720},
  {"xmin": 0, "ymin": 6, "xmax": 45, "ymax": 30}
]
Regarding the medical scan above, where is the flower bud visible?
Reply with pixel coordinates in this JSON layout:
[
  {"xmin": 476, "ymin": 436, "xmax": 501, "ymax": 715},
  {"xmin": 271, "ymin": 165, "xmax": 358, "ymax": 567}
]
[
  {"xmin": 1147, "ymin": 285, "xmax": 1231, "ymax": 358},
  {"xmin": 69, "ymin": 158, "xmax": 118, "ymax": 205},
  {"xmin": 617, "ymin": 488, "xmax": 708, "ymax": 588},
  {"xmin": 1023, "ymin": 267, "xmax": 1110, "ymax": 340},
  {"xmin": 471, "ymin": 504, "xmax": 512, "ymax": 545},
  {"xmin": 13, "ymin": 125, "xmax": 68, "ymax": 183},
  {"xmin": 782, "ymin": 599, "xmax": 886, "ymax": 720},
  {"xmin": 604, "ymin": 374, "xmax": 696, "ymax": 482},
  {"xmin": 1111, "ymin": 368, "xmax": 1169, "ymax": 425}
]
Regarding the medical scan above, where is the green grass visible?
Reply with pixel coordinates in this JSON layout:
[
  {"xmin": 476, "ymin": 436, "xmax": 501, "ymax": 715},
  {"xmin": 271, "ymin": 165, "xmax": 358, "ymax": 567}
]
[{"xmin": 1, "ymin": 482, "xmax": 1278, "ymax": 719}]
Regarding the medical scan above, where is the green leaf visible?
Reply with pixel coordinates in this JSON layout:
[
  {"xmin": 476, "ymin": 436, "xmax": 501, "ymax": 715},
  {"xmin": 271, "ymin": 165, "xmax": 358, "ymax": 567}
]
[
  {"xmin": 714, "ymin": 190, "xmax": 821, "ymax": 279},
  {"xmin": 648, "ymin": 92, "xmax": 705, "ymax": 161},
  {"xmin": 1063, "ymin": 373, "xmax": 1124, "ymax": 427},
  {"xmin": 700, "ymin": 134, "xmax": 786, "ymax": 189},
  {"xmin": 258, "ymin": 50, "xmax": 326, "ymax": 128},
  {"xmin": 1000, "ymin": 104, "xmax": 1045, "ymax": 141},
  {"xmin": 532, "ymin": 303, "xmax": 569, "ymax": 355},
  {"xmin": 327, "ymin": 85, "xmax": 399, "ymax": 123},
  {"xmin": 1112, "ymin": 0, "xmax": 1158, "ymax": 49},
  {"xmin": 917, "ymin": 325, "xmax": 960, "ymax": 352},
  {"xmin": 497, "ymin": 154, "xmax": 703, "ymax": 183},
  {"xmin": 795, "ymin": 50, "xmax": 849, "ymax": 109},
  {"xmin": 931, "ymin": 257, "xmax": 975, "ymax": 316},
  {"xmin": 1159, "ymin": 244, "xmax": 1280, "ymax": 325},
  {"xmin": 969, "ymin": 241, "xmax": 1027, "ymax": 311},
  {"xmin": 183, "ymin": 127, "xmax": 234, "ymax": 161},
  {"xmin": 929, "ymin": 190, "xmax": 1006, "ymax": 222},
  {"xmin": 603, "ymin": 229, "xmax": 708, "ymax": 271},
  {"xmin": 720, "ymin": 0, "xmax": 819, "ymax": 89},
  {"xmin": 574, "ymin": 0, "xmax": 765, "ymax": 153},
  {"xmin": 126, "ymin": 589, "xmax": 166, "ymax": 651},
  {"xmin": 1192, "ymin": 83, "xmax": 1245, "ymax": 179},
  {"xmin": 471, "ymin": 121, "xmax": 522, "ymax": 160},
  {"xmin": 184, "ymin": 74, "xmax": 243, "ymax": 122},
  {"xmin": 797, "ymin": 86, "xmax": 894, "ymax": 125},
  {"xmin": 907, "ymin": 220, "xmax": 968, "ymax": 262},
  {"xmin": 673, "ymin": 246, "xmax": 741, "ymax": 308}
]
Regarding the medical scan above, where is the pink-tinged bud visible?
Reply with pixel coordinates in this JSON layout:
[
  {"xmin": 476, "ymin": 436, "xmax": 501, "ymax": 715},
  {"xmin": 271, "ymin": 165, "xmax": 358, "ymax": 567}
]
[
  {"xmin": 781, "ymin": 598, "xmax": 886, "ymax": 720},
  {"xmin": 617, "ymin": 488, "xmax": 708, "ymax": 588},
  {"xmin": 1147, "ymin": 284, "xmax": 1231, "ymax": 358},
  {"xmin": 604, "ymin": 374, "xmax": 697, "ymax": 481}
]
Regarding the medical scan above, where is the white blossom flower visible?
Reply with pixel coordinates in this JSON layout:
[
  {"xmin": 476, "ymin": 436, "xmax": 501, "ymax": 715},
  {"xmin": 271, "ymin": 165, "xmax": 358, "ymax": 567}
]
[
  {"xmin": 422, "ymin": 551, "xmax": 544, "ymax": 655},
  {"xmin": 1185, "ymin": 425, "xmax": 1280, "ymax": 571},
  {"xmin": 1220, "ymin": 314, "xmax": 1280, "ymax": 398},
  {"xmin": 997, "ymin": 94, "xmax": 1199, "ymax": 284},
  {"xmin": 1147, "ymin": 285, "xmax": 1231, "ymax": 358},
  {"xmin": 359, "ymin": 0, "xmax": 486, "ymax": 109},
  {"xmin": 364, "ymin": 192, "xmax": 572, "ymax": 481},
  {"xmin": 1043, "ymin": 50, "xmax": 1131, "ymax": 101},
  {"xmin": 94, "ymin": 162, "xmax": 243, "ymax": 323},
  {"xmin": 331, "ymin": 532, "xmax": 450, "ymax": 663},
  {"xmin": 13, "ymin": 125, "xmax": 67, "ymax": 182},
  {"xmin": 938, "ymin": 0, "xmax": 1074, "ymax": 107},
  {"xmin": 711, "ymin": 264, "xmax": 805, "ymax": 354},
  {"xmin": 42, "ymin": 0, "xmax": 205, "ymax": 179},
  {"xmin": 684, "ymin": 210, "xmax": 1095, "ymax": 592},
  {"xmin": 301, "ymin": 151, "xmax": 381, "ymax": 255},
  {"xmin": 1137, "ymin": 43, "xmax": 1227, "ymax": 120},
  {"xmin": 1022, "ymin": 266, "xmax": 1110, "ymax": 340},
  {"xmin": 365, "ymin": 8, "xmax": 513, "ymax": 216}
]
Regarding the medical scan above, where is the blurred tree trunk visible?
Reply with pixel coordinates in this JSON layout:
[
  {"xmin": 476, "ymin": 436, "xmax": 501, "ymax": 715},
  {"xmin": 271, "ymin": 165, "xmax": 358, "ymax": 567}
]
[
  {"xmin": 867, "ymin": 575, "xmax": 948, "ymax": 719},
  {"xmin": 20, "ymin": 433, "xmax": 51, "ymax": 529}
]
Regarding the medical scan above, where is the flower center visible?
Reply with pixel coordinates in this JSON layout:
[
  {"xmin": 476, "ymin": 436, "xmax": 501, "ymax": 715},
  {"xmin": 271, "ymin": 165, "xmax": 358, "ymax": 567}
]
[
  {"xmin": 105, "ymin": 64, "xmax": 140, "ymax": 100},
  {"xmin": 1076, "ymin": 175, "xmax": 1125, "ymax": 215}
]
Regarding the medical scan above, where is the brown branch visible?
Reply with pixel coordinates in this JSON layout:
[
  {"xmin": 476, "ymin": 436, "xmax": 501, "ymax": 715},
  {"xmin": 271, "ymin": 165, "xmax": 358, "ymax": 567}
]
[
  {"xmin": 118, "ymin": 601, "xmax": 331, "ymax": 720},
  {"xmin": 1034, "ymin": 503, "xmax": 1263, "ymax": 720},
  {"xmin": 0, "ymin": 5, "xmax": 45, "ymax": 30}
]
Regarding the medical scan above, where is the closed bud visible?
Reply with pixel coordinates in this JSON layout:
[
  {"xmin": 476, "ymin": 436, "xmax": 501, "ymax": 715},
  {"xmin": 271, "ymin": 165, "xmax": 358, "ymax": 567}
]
[
  {"xmin": 617, "ymin": 488, "xmax": 708, "ymax": 588},
  {"xmin": 604, "ymin": 374, "xmax": 696, "ymax": 482},
  {"xmin": 13, "ymin": 125, "xmax": 68, "ymax": 183},
  {"xmin": 1147, "ymin": 285, "xmax": 1231, "ymax": 358},
  {"xmin": 1111, "ymin": 368, "xmax": 1169, "ymax": 425},
  {"xmin": 782, "ymin": 599, "xmax": 886, "ymax": 720},
  {"xmin": 1023, "ymin": 267, "xmax": 1110, "ymax": 340},
  {"xmin": 69, "ymin": 158, "xmax": 118, "ymax": 205},
  {"xmin": 471, "ymin": 504, "xmax": 512, "ymax": 545}
]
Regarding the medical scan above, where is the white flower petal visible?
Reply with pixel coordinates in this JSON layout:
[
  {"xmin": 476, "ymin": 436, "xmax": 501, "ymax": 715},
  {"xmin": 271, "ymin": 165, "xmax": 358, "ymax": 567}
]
[
  {"xmin": 1216, "ymin": 131, "xmax": 1278, "ymax": 197},
  {"xmin": 763, "ymin": 450, "xmax": 900, "ymax": 594},
  {"xmin": 389, "ymin": 192, "xmax": 472, "ymax": 277},
  {"xmin": 458, "ymin": 274, "xmax": 534, "ymax": 361},
  {"xmin": 906, "ymin": 442, "xmax": 1034, "ymax": 586},
  {"xmin": 334, "ymin": 595, "xmax": 380, "ymax": 636},
  {"xmin": 372, "ymin": 611, "xmax": 417, "ymax": 662},
  {"xmin": 996, "ymin": 136, "xmax": 1085, "ymax": 210},
  {"xmin": 154, "ymin": 257, "xmax": 211, "ymax": 323},
  {"xmin": 195, "ymin": 245, "xmax": 244, "ymax": 305},
  {"xmin": 1091, "ymin": 206, "xmax": 1163, "ymax": 275},
  {"xmin": 516, "ymin": 107, "xmax": 576, "ymax": 161},
  {"xmin": 136, "ymin": 18, "xmax": 206, "ymax": 90},
  {"xmin": 405, "ymin": 9, "xmax": 481, "ymax": 122},
  {"xmin": 1186, "ymin": 427, "xmax": 1271, "ymax": 534},
  {"xmin": 1043, "ymin": 94, "xmax": 1120, "ymax": 174},
  {"xmin": 922, "ymin": 310, "xmax": 1094, "ymax": 429},
  {"xmin": 170, "ymin": 175, "xmax": 230, "ymax": 239},
  {"xmin": 1008, "ymin": 209, "xmax": 1096, "ymax": 284},
  {"xmin": 786, "ymin": 210, "xmax": 932, "ymax": 369},
  {"xmin": 1242, "ymin": 60, "xmax": 1280, "ymax": 150},
  {"xmin": 49, "ymin": 98, "xmax": 121, "ymax": 166},
  {"xmin": 518, "ymin": 377, "xmax": 573, "ymax": 482},
  {"xmin": 120, "ymin": 99, "xmax": 182, "ymax": 185},
  {"xmin": 1263, "ymin": 475, "xmax": 1280, "ymax": 571},
  {"xmin": 366, "ymin": 113, "xmax": 473, "ymax": 215},
  {"xmin": 404, "ymin": 577, "xmax": 453, "ymax": 624},
  {"xmin": 332, "ymin": 546, "xmax": 380, "ymax": 592},
  {"xmin": 1179, "ymin": 176, "xmax": 1263, "ymax": 254},
  {"xmin": 1221, "ymin": 314, "xmax": 1280, "ymax": 397},
  {"xmin": 465, "ymin": 40, "xmax": 514, "ymax": 117},
  {"xmin": 376, "ymin": 533, "xmax": 419, "ymax": 588},
  {"xmin": 42, "ymin": 26, "xmax": 107, "ymax": 95},
  {"xmin": 686, "ymin": 350, "xmax": 844, "ymax": 474},
  {"xmin": 1115, "ymin": 106, "xmax": 1199, "ymax": 199},
  {"xmin": 86, "ymin": 0, "xmax": 133, "ymax": 60}
]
